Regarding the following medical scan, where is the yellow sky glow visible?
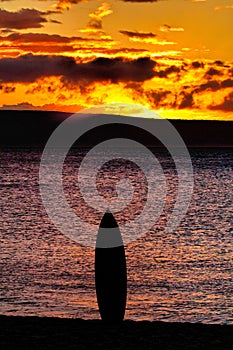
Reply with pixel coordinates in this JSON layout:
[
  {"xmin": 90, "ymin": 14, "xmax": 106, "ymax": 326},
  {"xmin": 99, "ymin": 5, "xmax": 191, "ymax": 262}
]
[{"xmin": 0, "ymin": 0, "xmax": 232, "ymax": 120}]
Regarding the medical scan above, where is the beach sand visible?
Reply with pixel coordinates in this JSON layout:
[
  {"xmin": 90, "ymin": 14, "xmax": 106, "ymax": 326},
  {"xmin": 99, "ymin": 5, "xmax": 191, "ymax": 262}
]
[{"xmin": 1, "ymin": 315, "xmax": 232, "ymax": 350}]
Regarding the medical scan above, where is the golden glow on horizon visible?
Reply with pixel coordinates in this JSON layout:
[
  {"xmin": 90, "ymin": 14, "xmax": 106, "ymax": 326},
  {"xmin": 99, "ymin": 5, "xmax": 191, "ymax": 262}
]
[{"xmin": 0, "ymin": 0, "xmax": 232, "ymax": 120}]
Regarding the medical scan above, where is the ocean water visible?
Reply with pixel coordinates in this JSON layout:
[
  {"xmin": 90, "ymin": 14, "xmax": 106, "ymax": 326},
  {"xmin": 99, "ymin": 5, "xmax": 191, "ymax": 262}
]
[{"xmin": 0, "ymin": 147, "xmax": 232, "ymax": 324}]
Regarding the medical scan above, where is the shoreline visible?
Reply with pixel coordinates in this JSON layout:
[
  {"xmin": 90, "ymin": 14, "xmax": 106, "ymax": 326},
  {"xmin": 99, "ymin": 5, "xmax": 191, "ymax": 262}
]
[{"xmin": 1, "ymin": 315, "xmax": 232, "ymax": 350}]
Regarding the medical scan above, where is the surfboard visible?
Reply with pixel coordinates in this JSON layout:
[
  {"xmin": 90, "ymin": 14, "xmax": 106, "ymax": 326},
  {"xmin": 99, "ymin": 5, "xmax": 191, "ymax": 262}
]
[{"xmin": 95, "ymin": 210, "xmax": 127, "ymax": 322}]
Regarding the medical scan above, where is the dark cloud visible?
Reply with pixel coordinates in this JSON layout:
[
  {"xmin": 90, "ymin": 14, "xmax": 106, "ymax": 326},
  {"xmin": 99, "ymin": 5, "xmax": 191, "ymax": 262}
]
[
  {"xmin": 125, "ymin": 82, "xmax": 173, "ymax": 109},
  {"xmin": 46, "ymin": 0, "xmax": 160, "ymax": 8},
  {"xmin": 2, "ymin": 32, "xmax": 97, "ymax": 43},
  {"xmin": 205, "ymin": 68, "xmax": 222, "ymax": 77},
  {"xmin": 145, "ymin": 90, "xmax": 171, "ymax": 108},
  {"xmin": 195, "ymin": 79, "xmax": 233, "ymax": 93},
  {"xmin": 221, "ymin": 79, "xmax": 233, "ymax": 88},
  {"xmin": 0, "ymin": 8, "xmax": 56, "ymax": 29},
  {"xmin": 0, "ymin": 32, "xmax": 115, "ymax": 55},
  {"xmin": 86, "ymin": 19, "xmax": 102, "ymax": 30},
  {"xmin": 4, "ymin": 44, "xmax": 77, "ymax": 54},
  {"xmin": 197, "ymin": 80, "xmax": 220, "ymax": 92},
  {"xmin": 50, "ymin": 19, "xmax": 62, "ymax": 24},
  {"xmin": 0, "ymin": 84, "xmax": 15, "ymax": 93},
  {"xmin": 0, "ymin": 28, "xmax": 14, "ymax": 34},
  {"xmin": 120, "ymin": 30, "xmax": 156, "ymax": 39},
  {"xmin": 0, "ymin": 54, "xmax": 156, "ymax": 84},
  {"xmin": 119, "ymin": 29, "xmax": 175, "ymax": 45},
  {"xmin": 191, "ymin": 61, "xmax": 204, "ymax": 69},
  {"xmin": 95, "ymin": 47, "xmax": 150, "ymax": 55},
  {"xmin": 125, "ymin": 82, "xmax": 143, "ymax": 91},
  {"xmin": 154, "ymin": 65, "xmax": 180, "ymax": 78},
  {"xmin": 214, "ymin": 60, "xmax": 224, "ymax": 67},
  {"xmin": 209, "ymin": 92, "xmax": 233, "ymax": 112},
  {"xmin": 229, "ymin": 68, "xmax": 233, "ymax": 77},
  {"xmin": 179, "ymin": 92, "xmax": 194, "ymax": 109}
]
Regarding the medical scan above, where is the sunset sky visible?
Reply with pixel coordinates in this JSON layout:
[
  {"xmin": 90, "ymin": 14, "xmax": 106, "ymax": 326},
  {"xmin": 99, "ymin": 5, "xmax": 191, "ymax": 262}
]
[{"xmin": 0, "ymin": 0, "xmax": 232, "ymax": 119}]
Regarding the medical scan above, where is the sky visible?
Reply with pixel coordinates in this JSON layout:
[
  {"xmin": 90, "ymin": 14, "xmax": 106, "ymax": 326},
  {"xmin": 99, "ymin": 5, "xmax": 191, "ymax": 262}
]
[{"xmin": 0, "ymin": 0, "xmax": 232, "ymax": 120}]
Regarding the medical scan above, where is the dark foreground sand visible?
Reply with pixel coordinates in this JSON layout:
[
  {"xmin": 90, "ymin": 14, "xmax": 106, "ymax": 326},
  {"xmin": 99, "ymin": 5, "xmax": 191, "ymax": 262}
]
[{"xmin": 1, "ymin": 315, "xmax": 232, "ymax": 350}]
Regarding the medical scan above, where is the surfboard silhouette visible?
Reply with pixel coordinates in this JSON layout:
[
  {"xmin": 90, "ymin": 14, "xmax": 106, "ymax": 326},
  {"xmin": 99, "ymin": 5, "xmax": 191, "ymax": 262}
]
[{"xmin": 95, "ymin": 210, "xmax": 127, "ymax": 322}]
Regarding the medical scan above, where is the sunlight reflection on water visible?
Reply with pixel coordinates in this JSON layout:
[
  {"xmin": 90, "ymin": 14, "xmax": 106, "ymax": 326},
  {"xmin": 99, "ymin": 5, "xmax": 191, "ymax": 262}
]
[{"xmin": 0, "ymin": 148, "xmax": 232, "ymax": 324}]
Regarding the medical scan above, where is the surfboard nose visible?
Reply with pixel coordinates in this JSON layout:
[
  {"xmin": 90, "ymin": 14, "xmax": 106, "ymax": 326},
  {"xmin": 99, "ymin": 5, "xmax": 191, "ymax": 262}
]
[
  {"xmin": 96, "ymin": 210, "xmax": 124, "ymax": 248},
  {"xmin": 100, "ymin": 209, "xmax": 118, "ymax": 228}
]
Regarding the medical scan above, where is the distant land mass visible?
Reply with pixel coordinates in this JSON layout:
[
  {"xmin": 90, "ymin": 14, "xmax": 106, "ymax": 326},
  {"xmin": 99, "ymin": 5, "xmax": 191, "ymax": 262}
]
[{"xmin": 0, "ymin": 110, "xmax": 232, "ymax": 148}]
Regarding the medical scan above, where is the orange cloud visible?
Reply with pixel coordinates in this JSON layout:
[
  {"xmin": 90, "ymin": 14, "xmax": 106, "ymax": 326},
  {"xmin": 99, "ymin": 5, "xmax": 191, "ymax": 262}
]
[
  {"xmin": 0, "ymin": 32, "xmax": 117, "ymax": 58},
  {"xmin": 159, "ymin": 24, "xmax": 184, "ymax": 32},
  {"xmin": 215, "ymin": 4, "xmax": 233, "ymax": 10},
  {"xmin": 119, "ymin": 30, "xmax": 176, "ymax": 45},
  {"xmin": 209, "ymin": 92, "xmax": 233, "ymax": 112},
  {"xmin": 80, "ymin": 2, "xmax": 112, "ymax": 35},
  {"xmin": 0, "ymin": 45, "xmax": 232, "ymax": 119},
  {"xmin": 0, "ymin": 83, "xmax": 15, "ymax": 93},
  {"xmin": 54, "ymin": 0, "xmax": 84, "ymax": 11}
]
